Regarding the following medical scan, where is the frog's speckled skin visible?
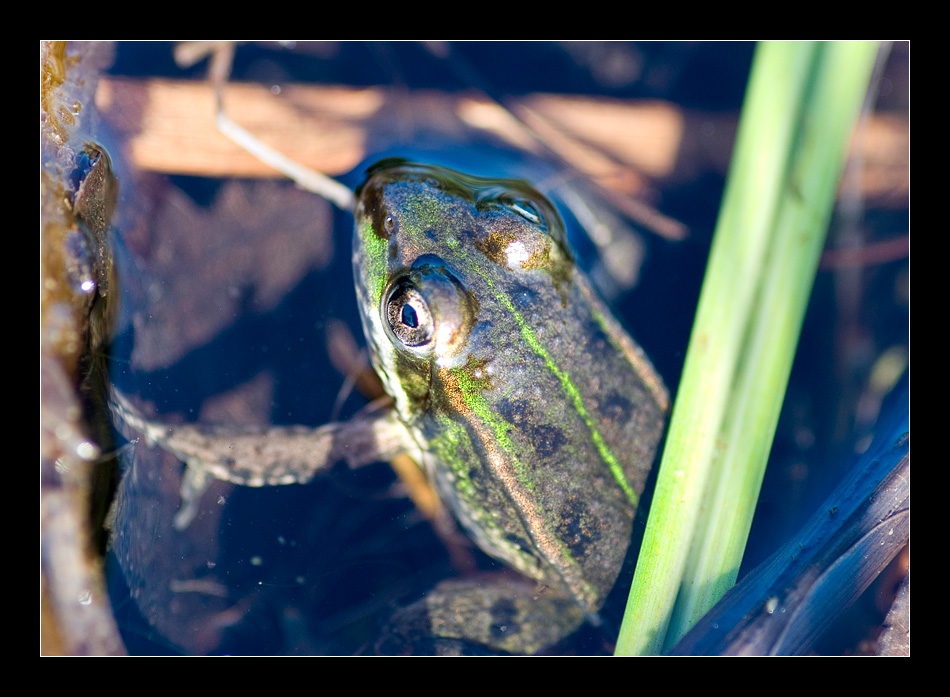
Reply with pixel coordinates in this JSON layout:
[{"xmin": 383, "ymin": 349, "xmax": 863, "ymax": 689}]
[{"xmin": 353, "ymin": 160, "xmax": 668, "ymax": 651}]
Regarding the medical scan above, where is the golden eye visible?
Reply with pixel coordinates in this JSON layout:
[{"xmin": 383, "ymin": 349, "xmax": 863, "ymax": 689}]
[{"xmin": 386, "ymin": 281, "xmax": 434, "ymax": 348}]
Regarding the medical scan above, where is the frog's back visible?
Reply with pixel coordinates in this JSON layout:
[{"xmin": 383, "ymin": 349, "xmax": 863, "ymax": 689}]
[{"xmin": 423, "ymin": 270, "xmax": 668, "ymax": 611}]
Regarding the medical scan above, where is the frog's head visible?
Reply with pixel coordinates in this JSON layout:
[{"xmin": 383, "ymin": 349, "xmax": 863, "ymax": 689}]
[{"xmin": 352, "ymin": 160, "xmax": 574, "ymax": 426}]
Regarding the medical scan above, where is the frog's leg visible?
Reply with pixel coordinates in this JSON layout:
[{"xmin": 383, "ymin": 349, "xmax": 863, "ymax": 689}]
[
  {"xmin": 377, "ymin": 573, "xmax": 587, "ymax": 655},
  {"xmin": 110, "ymin": 388, "xmax": 412, "ymax": 529}
]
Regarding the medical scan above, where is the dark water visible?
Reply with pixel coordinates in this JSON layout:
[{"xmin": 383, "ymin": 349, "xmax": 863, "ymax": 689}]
[{"xmin": 101, "ymin": 42, "xmax": 908, "ymax": 655}]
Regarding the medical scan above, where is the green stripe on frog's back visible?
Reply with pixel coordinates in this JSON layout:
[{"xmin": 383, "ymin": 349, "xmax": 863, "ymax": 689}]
[
  {"xmin": 489, "ymin": 280, "xmax": 641, "ymax": 507},
  {"xmin": 427, "ymin": 369, "xmax": 599, "ymax": 605},
  {"xmin": 425, "ymin": 253, "xmax": 662, "ymax": 609}
]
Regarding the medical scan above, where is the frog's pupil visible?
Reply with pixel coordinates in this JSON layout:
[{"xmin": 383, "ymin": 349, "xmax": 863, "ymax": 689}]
[
  {"xmin": 401, "ymin": 304, "xmax": 419, "ymax": 328},
  {"xmin": 386, "ymin": 283, "xmax": 434, "ymax": 348}
]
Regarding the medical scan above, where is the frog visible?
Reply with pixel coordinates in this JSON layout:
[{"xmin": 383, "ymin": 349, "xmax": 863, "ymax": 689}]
[
  {"xmin": 355, "ymin": 158, "xmax": 669, "ymax": 653},
  {"xmin": 111, "ymin": 157, "xmax": 668, "ymax": 654}
]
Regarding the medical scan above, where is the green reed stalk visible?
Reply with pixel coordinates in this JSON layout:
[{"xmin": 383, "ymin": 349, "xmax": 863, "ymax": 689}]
[{"xmin": 615, "ymin": 41, "xmax": 880, "ymax": 656}]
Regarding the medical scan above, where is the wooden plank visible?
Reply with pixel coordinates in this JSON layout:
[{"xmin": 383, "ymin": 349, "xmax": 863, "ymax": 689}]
[{"xmin": 95, "ymin": 77, "xmax": 907, "ymax": 207}]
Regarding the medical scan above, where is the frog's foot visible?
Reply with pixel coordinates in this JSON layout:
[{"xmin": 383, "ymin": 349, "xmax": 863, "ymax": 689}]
[
  {"xmin": 376, "ymin": 573, "xmax": 586, "ymax": 655},
  {"xmin": 109, "ymin": 388, "xmax": 412, "ymax": 527}
]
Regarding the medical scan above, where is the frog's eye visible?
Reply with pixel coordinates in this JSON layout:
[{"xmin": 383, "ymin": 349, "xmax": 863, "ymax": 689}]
[
  {"xmin": 494, "ymin": 196, "xmax": 546, "ymax": 229},
  {"xmin": 386, "ymin": 281, "xmax": 434, "ymax": 348},
  {"xmin": 508, "ymin": 199, "xmax": 542, "ymax": 224},
  {"xmin": 384, "ymin": 258, "xmax": 475, "ymax": 357}
]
